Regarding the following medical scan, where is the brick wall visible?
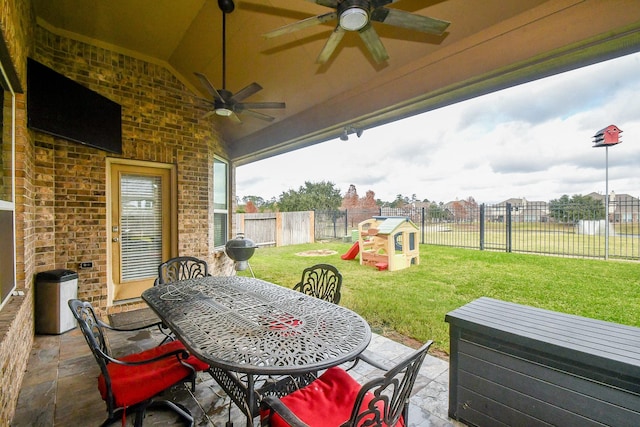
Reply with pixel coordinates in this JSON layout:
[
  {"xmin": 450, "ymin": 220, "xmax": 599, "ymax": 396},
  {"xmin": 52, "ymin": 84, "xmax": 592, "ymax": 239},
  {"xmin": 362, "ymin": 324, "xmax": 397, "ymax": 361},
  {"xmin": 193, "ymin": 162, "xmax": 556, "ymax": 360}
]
[
  {"xmin": 1, "ymin": 0, "xmax": 237, "ymax": 420},
  {"xmin": 32, "ymin": 25, "xmax": 234, "ymax": 311},
  {"xmin": 0, "ymin": 0, "xmax": 35, "ymax": 424},
  {"xmin": 0, "ymin": 290, "xmax": 33, "ymax": 425}
]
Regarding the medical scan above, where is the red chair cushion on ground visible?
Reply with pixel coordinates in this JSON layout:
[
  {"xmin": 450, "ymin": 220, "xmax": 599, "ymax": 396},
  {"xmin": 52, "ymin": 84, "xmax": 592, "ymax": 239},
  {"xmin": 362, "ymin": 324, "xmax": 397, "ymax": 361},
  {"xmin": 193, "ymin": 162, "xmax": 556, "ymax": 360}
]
[
  {"xmin": 98, "ymin": 340, "xmax": 208, "ymax": 408},
  {"xmin": 261, "ymin": 366, "xmax": 404, "ymax": 427}
]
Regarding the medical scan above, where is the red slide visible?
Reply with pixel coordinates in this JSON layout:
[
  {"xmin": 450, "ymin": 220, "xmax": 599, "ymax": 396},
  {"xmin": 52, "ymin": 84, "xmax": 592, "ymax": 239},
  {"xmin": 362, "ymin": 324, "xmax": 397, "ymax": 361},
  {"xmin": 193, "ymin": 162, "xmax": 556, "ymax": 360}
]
[{"xmin": 341, "ymin": 242, "xmax": 360, "ymax": 260}]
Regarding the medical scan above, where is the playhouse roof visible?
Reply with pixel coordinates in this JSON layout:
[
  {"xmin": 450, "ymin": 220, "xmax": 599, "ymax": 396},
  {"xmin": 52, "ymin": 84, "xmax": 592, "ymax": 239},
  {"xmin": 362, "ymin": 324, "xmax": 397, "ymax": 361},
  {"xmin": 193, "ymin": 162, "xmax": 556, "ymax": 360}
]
[{"xmin": 374, "ymin": 217, "xmax": 418, "ymax": 234}]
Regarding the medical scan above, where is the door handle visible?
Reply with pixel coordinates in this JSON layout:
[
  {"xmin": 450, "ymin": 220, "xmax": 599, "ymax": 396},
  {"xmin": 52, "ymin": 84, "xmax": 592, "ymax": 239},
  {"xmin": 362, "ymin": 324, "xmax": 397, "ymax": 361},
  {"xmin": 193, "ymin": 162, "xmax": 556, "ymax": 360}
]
[{"xmin": 112, "ymin": 237, "xmax": 119, "ymax": 242}]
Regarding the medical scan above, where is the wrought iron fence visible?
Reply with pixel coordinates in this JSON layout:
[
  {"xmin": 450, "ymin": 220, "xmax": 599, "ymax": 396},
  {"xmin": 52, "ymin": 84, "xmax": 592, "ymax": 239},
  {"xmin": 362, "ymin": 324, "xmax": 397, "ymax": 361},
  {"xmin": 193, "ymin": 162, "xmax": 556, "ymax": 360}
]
[{"xmin": 315, "ymin": 198, "xmax": 640, "ymax": 260}]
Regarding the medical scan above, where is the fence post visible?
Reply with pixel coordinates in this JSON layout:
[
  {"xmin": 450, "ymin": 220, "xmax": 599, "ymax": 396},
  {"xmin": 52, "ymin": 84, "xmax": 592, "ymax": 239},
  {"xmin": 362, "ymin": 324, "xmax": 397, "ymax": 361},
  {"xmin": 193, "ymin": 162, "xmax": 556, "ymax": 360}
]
[
  {"xmin": 421, "ymin": 207, "xmax": 425, "ymax": 244},
  {"xmin": 506, "ymin": 203, "xmax": 512, "ymax": 253},
  {"xmin": 480, "ymin": 204, "xmax": 485, "ymax": 250},
  {"xmin": 344, "ymin": 209, "xmax": 348, "ymax": 239},
  {"xmin": 276, "ymin": 212, "xmax": 283, "ymax": 247}
]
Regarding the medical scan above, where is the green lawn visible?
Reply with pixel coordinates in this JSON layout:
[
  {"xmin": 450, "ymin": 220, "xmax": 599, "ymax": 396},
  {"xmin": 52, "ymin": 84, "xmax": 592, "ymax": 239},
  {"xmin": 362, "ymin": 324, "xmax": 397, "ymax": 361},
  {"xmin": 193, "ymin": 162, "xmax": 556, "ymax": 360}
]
[{"xmin": 238, "ymin": 242, "xmax": 640, "ymax": 356}]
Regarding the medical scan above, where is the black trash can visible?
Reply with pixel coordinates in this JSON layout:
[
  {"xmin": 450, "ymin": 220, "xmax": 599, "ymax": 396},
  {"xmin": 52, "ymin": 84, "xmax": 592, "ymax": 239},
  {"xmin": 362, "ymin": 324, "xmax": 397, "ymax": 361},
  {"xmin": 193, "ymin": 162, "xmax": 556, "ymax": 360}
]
[{"xmin": 35, "ymin": 269, "xmax": 78, "ymax": 334}]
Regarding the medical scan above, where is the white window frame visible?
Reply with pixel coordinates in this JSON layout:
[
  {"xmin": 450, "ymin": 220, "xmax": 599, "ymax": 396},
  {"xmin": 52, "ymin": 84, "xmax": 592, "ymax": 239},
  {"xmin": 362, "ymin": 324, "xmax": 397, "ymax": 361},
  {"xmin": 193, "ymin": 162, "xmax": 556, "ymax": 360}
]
[
  {"xmin": 213, "ymin": 157, "xmax": 229, "ymax": 248},
  {"xmin": 0, "ymin": 58, "xmax": 16, "ymax": 310}
]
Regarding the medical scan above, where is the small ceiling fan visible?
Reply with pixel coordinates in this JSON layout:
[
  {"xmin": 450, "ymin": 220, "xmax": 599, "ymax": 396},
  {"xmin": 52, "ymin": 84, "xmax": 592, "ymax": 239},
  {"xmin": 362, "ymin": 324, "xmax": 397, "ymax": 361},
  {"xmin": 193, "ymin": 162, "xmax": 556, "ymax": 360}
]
[
  {"xmin": 264, "ymin": 0, "xmax": 450, "ymax": 64},
  {"xmin": 195, "ymin": 0, "xmax": 285, "ymax": 123}
]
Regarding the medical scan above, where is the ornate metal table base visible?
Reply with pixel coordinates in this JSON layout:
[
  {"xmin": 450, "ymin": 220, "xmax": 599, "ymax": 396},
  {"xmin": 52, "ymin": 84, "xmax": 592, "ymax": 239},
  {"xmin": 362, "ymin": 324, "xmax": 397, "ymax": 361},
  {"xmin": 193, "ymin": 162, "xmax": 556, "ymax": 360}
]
[{"xmin": 210, "ymin": 366, "xmax": 317, "ymax": 422}]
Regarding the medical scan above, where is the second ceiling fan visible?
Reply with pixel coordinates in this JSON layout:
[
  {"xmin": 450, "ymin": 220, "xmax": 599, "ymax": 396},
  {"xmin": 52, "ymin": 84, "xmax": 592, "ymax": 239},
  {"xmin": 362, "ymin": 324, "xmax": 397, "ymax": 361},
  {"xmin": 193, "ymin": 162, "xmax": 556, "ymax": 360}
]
[
  {"xmin": 264, "ymin": 0, "xmax": 450, "ymax": 64},
  {"xmin": 195, "ymin": 0, "xmax": 285, "ymax": 123}
]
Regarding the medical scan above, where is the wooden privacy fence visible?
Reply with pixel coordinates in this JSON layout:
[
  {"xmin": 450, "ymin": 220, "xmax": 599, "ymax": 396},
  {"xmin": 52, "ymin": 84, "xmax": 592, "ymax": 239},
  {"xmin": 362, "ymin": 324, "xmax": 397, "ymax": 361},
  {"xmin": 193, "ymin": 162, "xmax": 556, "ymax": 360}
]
[{"xmin": 234, "ymin": 211, "xmax": 315, "ymax": 247}]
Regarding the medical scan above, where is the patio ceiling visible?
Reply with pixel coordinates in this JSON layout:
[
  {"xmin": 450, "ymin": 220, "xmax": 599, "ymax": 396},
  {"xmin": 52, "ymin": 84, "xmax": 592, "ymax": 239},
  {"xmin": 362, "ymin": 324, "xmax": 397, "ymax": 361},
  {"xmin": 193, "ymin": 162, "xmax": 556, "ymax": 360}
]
[{"xmin": 31, "ymin": 0, "xmax": 640, "ymax": 165}]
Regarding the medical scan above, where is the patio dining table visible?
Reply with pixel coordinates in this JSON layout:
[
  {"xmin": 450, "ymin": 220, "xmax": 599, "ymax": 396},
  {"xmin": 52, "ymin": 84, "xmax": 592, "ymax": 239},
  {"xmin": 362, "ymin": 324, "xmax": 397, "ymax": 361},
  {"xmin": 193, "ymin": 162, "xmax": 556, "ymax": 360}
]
[{"xmin": 142, "ymin": 275, "xmax": 372, "ymax": 426}]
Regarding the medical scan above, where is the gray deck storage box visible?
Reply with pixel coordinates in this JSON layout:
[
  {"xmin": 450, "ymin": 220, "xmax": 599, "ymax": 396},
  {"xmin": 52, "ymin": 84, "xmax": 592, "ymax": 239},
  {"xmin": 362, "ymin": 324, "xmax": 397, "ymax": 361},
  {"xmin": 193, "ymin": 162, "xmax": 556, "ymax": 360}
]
[
  {"xmin": 446, "ymin": 297, "xmax": 640, "ymax": 427},
  {"xmin": 35, "ymin": 269, "xmax": 78, "ymax": 334}
]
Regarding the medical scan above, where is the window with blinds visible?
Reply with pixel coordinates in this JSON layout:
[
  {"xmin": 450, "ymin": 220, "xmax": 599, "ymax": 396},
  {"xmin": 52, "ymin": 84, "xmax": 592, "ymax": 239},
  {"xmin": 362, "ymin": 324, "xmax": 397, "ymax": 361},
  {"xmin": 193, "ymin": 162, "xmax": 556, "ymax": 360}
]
[{"xmin": 120, "ymin": 174, "xmax": 163, "ymax": 281}]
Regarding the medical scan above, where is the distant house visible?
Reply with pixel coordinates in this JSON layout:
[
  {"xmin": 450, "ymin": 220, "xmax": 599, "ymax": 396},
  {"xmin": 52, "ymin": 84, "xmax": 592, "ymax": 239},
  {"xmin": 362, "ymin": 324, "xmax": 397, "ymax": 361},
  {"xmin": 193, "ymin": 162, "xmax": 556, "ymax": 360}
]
[
  {"xmin": 487, "ymin": 198, "xmax": 549, "ymax": 222},
  {"xmin": 587, "ymin": 192, "xmax": 640, "ymax": 223},
  {"xmin": 443, "ymin": 199, "xmax": 478, "ymax": 223}
]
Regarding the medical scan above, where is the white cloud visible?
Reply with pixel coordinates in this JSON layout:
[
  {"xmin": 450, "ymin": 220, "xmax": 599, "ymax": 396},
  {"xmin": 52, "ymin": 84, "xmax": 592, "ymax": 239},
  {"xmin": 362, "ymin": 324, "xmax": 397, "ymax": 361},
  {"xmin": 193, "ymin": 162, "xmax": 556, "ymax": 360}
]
[{"xmin": 237, "ymin": 52, "xmax": 640, "ymax": 204}]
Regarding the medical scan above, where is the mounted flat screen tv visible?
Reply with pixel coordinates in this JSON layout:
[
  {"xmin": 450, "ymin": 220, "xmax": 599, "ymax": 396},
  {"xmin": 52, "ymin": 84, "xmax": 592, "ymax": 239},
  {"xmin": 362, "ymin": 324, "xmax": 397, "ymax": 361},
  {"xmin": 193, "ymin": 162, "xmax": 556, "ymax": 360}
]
[{"xmin": 27, "ymin": 58, "xmax": 122, "ymax": 154}]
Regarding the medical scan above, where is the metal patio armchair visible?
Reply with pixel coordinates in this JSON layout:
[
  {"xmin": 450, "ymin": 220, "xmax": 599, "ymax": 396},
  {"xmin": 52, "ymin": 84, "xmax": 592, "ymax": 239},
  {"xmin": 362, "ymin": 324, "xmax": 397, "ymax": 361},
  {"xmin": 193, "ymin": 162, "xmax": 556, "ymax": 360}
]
[
  {"xmin": 156, "ymin": 255, "xmax": 210, "ymax": 285},
  {"xmin": 293, "ymin": 263, "xmax": 343, "ymax": 304},
  {"xmin": 259, "ymin": 340, "xmax": 433, "ymax": 427},
  {"xmin": 68, "ymin": 299, "xmax": 211, "ymax": 426}
]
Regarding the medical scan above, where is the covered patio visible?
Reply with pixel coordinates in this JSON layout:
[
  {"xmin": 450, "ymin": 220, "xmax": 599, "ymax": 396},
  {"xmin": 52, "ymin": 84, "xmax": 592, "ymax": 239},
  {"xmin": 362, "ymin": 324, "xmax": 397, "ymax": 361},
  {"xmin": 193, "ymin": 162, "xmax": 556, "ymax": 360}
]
[{"xmin": 1, "ymin": 0, "xmax": 640, "ymax": 425}]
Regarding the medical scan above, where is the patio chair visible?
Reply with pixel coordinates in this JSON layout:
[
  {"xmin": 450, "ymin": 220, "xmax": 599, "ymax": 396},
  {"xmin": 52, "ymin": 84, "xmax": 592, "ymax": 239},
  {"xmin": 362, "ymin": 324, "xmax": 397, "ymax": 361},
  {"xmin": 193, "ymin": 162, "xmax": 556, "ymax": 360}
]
[
  {"xmin": 293, "ymin": 263, "xmax": 343, "ymax": 304},
  {"xmin": 135, "ymin": 256, "xmax": 211, "ymax": 344},
  {"xmin": 156, "ymin": 255, "xmax": 210, "ymax": 285},
  {"xmin": 68, "ymin": 299, "xmax": 211, "ymax": 427},
  {"xmin": 259, "ymin": 340, "xmax": 433, "ymax": 427}
]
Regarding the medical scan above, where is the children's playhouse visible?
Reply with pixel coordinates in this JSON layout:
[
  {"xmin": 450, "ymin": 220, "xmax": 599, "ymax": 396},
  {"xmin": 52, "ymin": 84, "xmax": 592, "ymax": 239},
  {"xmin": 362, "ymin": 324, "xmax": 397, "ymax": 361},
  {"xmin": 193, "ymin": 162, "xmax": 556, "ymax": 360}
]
[{"xmin": 357, "ymin": 216, "xmax": 419, "ymax": 271}]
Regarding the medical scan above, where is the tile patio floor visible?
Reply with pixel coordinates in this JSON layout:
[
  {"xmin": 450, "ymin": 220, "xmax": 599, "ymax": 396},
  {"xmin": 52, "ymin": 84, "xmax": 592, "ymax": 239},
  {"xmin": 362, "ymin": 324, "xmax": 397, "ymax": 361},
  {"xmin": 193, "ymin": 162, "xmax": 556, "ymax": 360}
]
[{"xmin": 12, "ymin": 325, "xmax": 463, "ymax": 426}]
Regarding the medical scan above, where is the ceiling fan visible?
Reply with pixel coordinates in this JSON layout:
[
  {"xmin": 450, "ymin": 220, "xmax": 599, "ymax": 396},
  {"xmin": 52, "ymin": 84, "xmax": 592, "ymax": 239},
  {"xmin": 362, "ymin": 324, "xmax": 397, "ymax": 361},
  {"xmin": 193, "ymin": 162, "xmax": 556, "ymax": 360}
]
[
  {"xmin": 264, "ymin": 0, "xmax": 450, "ymax": 64},
  {"xmin": 195, "ymin": 0, "xmax": 285, "ymax": 123}
]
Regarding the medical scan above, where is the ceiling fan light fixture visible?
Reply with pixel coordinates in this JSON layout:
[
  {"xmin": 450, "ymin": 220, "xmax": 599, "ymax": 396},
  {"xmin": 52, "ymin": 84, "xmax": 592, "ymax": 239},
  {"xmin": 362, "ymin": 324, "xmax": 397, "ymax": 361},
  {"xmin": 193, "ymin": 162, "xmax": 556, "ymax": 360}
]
[
  {"xmin": 215, "ymin": 107, "xmax": 233, "ymax": 117},
  {"xmin": 340, "ymin": 7, "xmax": 368, "ymax": 31}
]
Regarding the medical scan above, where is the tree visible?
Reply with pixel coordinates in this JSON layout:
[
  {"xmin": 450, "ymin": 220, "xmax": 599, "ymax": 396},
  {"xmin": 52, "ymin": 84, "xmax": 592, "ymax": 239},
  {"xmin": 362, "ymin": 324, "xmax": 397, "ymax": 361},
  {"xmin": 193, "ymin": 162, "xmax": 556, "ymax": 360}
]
[
  {"xmin": 361, "ymin": 190, "xmax": 378, "ymax": 210},
  {"xmin": 341, "ymin": 184, "xmax": 359, "ymax": 210},
  {"xmin": 245, "ymin": 200, "xmax": 258, "ymax": 213},
  {"xmin": 390, "ymin": 194, "xmax": 407, "ymax": 208},
  {"xmin": 549, "ymin": 194, "xmax": 605, "ymax": 223},
  {"xmin": 278, "ymin": 181, "xmax": 343, "ymax": 211},
  {"xmin": 428, "ymin": 202, "xmax": 449, "ymax": 221},
  {"xmin": 242, "ymin": 195, "xmax": 265, "ymax": 207}
]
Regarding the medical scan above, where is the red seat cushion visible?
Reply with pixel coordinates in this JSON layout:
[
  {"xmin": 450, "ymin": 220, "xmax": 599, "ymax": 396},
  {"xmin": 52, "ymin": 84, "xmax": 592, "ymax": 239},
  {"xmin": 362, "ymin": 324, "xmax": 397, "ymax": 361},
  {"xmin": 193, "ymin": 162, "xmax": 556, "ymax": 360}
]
[
  {"xmin": 261, "ymin": 366, "xmax": 404, "ymax": 427},
  {"xmin": 98, "ymin": 340, "xmax": 209, "ymax": 408}
]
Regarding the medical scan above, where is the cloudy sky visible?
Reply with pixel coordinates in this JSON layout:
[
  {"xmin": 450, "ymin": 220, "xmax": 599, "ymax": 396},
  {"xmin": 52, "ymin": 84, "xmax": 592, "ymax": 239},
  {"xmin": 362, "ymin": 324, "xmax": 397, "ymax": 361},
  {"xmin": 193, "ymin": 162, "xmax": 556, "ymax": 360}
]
[{"xmin": 237, "ymin": 51, "xmax": 640, "ymax": 205}]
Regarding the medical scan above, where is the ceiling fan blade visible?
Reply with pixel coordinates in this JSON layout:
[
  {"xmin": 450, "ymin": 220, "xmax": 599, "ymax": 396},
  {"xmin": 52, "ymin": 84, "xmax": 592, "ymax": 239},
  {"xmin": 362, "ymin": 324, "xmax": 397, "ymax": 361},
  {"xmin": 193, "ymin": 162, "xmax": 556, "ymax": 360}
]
[
  {"xmin": 359, "ymin": 24, "xmax": 389, "ymax": 64},
  {"xmin": 240, "ymin": 109, "xmax": 276, "ymax": 122},
  {"xmin": 237, "ymin": 102, "xmax": 286, "ymax": 110},
  {"xmin": 264, "ymin": 12, "xmax": 337, "ymax": 38},
  {"xmin": 194, "ymin": 72, "xmax": 224, "ymax": 101},
  {"xmin": 230, "ymin": 82, "xmax": 262, "ymax": 103},
  {"xmin": 311, "ymin": 0, "xmax": 338, "ymax": 8},
  {"xmin": 316, "ymin": 26, "xmax": 345, "ymax": 64},
  {"xmin": 229, "ymin": 112, "xmax": 242, "ymax": 123},
  {"xmin": 203, "ymin": 110, "xmax": 217, "ymax": 118},
  {"xmin": 370, "ymin": 8, "xmax": 450, "ymax": 35}
]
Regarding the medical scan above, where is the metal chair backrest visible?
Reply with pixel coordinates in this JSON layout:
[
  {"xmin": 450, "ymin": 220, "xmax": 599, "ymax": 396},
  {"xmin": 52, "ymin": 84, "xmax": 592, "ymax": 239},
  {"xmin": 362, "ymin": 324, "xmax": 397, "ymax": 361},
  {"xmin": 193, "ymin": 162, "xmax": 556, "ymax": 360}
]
[
  {"xmin": 293, "ymin": 263, "xmax": 343, "ymax": 304},
  {"xmin": 67, "ymin": 299, "xmax": 116, "ymax": 410},
  {"xmin": 157, "ymin": 256, "xmax": 209, "ymax": 285},
  {"xmin": 347, "ymin": 340, "xmax": 433, "ymax": 426}
]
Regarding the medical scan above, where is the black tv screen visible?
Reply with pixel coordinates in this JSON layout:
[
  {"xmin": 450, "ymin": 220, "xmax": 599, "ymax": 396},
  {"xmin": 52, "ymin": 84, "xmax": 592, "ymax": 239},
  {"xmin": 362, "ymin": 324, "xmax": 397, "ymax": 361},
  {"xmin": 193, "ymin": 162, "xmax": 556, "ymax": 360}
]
[{"xmin": 27, "ymin": 58, "xmax": 122, "ymax": 154}]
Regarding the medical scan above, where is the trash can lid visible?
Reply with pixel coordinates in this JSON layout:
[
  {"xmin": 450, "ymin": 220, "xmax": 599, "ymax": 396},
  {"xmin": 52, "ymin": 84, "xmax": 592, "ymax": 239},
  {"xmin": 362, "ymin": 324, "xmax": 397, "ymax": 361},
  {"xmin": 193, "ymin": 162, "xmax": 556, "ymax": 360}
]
[{"xmin": 36, "ymin": 269, "xmax": 78, "ymax": 282}]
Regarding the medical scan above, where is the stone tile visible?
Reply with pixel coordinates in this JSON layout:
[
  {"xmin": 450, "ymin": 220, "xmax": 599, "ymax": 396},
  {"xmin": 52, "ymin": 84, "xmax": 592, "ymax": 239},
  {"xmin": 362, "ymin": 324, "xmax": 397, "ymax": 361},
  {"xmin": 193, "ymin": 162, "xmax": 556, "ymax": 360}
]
[
  {"xmin": 12, "ymin": 330, "xmax": 460, "ymax": 427},
  {"xmin": 20, "ymin": 353, "xmax": 58, "ymax": 387},
  {"xmin": 11, "ymin": 380, "xmax": 56, "ymax": 427},
  {"xmin": 58, "ymin": 353, "xmax": 97, "ymax": 379},
  {"xmin": 411, "ymin": 376, "xmax": 452, "ymax": 423},
  {"xmin": 58, "ymin": 330, "xmax": 92, "ymax": 362},
  {"xmin": 30, "ymin": 334, "xmax": 60, "ymax": 354}
]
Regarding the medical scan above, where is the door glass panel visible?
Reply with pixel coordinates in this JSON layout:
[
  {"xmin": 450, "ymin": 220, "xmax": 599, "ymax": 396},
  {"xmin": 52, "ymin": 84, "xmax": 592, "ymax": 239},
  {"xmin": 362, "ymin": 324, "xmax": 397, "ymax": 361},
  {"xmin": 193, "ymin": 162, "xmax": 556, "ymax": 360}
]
[{"xmin": 120, "ymin": 174, "xmax": 163, "ymax": 281}]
